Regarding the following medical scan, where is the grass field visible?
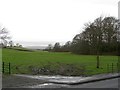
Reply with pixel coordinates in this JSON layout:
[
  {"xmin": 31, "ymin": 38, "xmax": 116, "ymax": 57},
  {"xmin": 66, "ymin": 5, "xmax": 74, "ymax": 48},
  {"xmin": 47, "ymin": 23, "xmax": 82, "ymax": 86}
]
[{"xmin": 2, "ymin": 48, "xmax": 119, "ymax": 76}]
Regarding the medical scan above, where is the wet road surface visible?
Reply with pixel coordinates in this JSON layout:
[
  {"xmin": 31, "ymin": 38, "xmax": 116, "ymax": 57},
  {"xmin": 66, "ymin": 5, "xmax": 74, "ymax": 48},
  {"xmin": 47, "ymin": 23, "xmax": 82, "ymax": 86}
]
[{"xmin": 28, "ymin": 78, "xmax": 119, "ymax": 88}]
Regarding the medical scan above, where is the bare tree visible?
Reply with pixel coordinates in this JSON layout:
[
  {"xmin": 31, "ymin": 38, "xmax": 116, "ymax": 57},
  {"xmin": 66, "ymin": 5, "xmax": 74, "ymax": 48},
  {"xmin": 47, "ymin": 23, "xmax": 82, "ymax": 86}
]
[
  {"xmin": 8, "ymin": 40, "xmax": 14, "ymax": 47},
  {"xmin": 0, "ymin": 28, "xmax": 11, "ymax": 47},
  {"xmin": 45, "ymin": 44, "xmax": 53, "ymax": 51}
]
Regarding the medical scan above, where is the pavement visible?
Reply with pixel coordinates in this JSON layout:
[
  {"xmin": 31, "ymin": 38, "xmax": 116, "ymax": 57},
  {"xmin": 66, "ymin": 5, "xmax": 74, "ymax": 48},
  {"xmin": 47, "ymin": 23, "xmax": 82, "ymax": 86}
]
[
  {"xmin": 69, "ymin": 78, "xmax": 119, "ymax": 88},
  {"xmin": 15, "ymin": 73, "xmax": 120, "ymax": 85},
  {"xmin": 26, "ymin": 77, "xmax": 119, "ymax": 88},
  {"xmin": 50, "ymin": 73, "xmax": 120, "ymax": 85},
  {"xmin": 2, "ymin": 73, "xmax": 120, "ymax": 88},
  {"xmin": 2, "ymin": 75, "xmax": 47, "ymax": 88}
]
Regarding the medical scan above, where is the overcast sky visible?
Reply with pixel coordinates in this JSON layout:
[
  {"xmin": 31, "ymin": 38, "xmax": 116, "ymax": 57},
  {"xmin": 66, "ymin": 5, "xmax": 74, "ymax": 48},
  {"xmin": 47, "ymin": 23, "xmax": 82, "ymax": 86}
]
[{"xmin": 0, "ymin": 0, "xmax": 119, "ymax": 46}]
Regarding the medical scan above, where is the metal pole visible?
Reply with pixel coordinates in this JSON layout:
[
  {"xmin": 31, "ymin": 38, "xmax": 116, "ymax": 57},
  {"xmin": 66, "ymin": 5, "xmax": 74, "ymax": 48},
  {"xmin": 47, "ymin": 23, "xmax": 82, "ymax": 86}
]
[{"xmin": 96, "ymin": 36, "xmax": 100, "ymax": 68}]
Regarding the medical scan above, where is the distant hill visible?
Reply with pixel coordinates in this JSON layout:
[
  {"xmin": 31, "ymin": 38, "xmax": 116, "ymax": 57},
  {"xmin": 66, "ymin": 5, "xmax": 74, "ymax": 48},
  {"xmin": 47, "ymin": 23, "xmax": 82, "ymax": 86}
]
[
  {"xmin": 6, "ymin": 47, "xmax": 34, "ymax": 52},
  {"xmin": 25, "ymin": 46, "xmax": 47, "ymax": 50}
]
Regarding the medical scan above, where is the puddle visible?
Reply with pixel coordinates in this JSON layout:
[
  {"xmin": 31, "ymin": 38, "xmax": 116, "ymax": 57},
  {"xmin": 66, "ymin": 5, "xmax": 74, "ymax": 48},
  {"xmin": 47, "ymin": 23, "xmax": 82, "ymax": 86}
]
[{"xmin": 28, "ymin": 83, "xmax": 70, "ymax": 88}]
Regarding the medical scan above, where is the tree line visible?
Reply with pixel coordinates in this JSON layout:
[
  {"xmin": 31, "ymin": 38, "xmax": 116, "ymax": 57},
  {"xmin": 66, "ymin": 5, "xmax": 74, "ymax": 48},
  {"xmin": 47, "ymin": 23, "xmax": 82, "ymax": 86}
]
[{"xmin": 45, "ymin": 16, "xmax": 120, "ymax": 55}]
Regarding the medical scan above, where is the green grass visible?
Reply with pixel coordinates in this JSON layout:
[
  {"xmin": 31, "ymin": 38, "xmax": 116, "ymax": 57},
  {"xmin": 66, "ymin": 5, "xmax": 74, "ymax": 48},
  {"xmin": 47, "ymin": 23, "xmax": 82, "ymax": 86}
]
[{"xmin": 2, "ymin": 48, "xmax": 119, "ymax": 76}]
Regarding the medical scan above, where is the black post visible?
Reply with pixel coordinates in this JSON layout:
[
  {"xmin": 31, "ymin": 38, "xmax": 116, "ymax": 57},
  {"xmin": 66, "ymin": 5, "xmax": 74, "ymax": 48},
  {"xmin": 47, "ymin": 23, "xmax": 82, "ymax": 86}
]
[
  {"xmin": 9, "ymin": 62, "xmax": 11, "ymax": 74},
  {"xmin": 96, "ymin": 55, "xmax": 100, "ymax": 68},
  {"xmin": 2, "ymin": 62, "xmax": 4, "ymax": 74}
]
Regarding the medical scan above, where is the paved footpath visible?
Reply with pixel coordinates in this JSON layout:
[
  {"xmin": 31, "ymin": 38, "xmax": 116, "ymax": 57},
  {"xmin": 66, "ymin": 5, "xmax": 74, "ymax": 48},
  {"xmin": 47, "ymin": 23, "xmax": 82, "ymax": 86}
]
[{"xmin": 2, "ymin": 75, "xmax": 47, "ymax": 88}]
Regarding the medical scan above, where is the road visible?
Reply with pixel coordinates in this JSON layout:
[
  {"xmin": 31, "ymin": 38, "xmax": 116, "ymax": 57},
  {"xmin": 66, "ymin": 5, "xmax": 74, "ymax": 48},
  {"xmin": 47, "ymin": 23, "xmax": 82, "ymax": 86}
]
[
  {"xmin": 70, "ymin": 78, "xmax": 119, "ymax": 88},
  {"xmin": 29, "ymin": 78, "xmax": 119, "ymax": 88}
]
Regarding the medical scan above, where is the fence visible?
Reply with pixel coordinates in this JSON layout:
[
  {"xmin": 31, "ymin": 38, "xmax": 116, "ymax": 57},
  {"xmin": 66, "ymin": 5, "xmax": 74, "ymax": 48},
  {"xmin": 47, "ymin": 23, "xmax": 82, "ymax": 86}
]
[
  {"xmin": 107, "ymin": 63, "xmax": 120, "ymax": 73},
  {"xmin": 2, "ymin": 62, "xmax": 11, "ymax": 74},
  {"xmin": 2, "ymin": 62, "xmax": 120, "ymax": 75}
]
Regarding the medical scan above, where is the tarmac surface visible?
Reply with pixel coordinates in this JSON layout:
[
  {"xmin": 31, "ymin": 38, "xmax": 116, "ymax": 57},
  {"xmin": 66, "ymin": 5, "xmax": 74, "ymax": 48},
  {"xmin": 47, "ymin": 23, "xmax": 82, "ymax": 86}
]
[
  {"xmin": 26, "ymin": 78, "xmax": 119, "ymax": 88},
  {"xmin": 2, "ymin": 75, "xmax": 47, "ymax": 88},
  {"xmin": 2, "ymin": 73, "xmax": 120, "ymax": 88}
]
